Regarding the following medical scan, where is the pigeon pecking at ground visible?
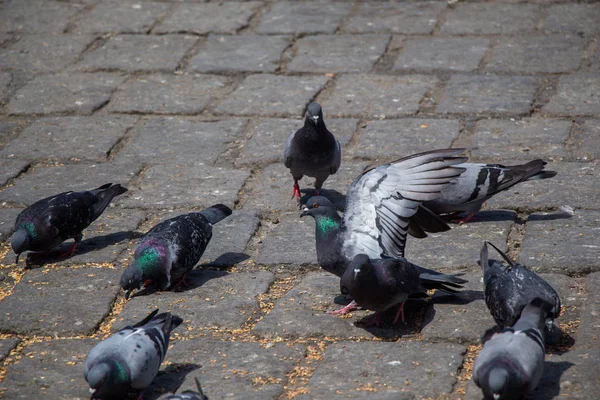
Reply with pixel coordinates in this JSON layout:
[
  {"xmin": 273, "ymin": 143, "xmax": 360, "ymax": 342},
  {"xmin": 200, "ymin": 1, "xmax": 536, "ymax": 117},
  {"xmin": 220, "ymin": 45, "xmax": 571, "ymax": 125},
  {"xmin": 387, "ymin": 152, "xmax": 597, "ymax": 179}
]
[
  {"xmin": 121, "ymin": 204, "xmax": 232, "ymax": 299},
  {"xmin": 11, "ymin": 183, "xmax": 127, "ymax": 264},
  {"xmin": 473, "ymin": 297, "xmax": 551, "ymax": 400},
  {"xmin": 84, "ymin": 309, "xmax": 183, "ymax": 400},
  {"xmin": 164, "ymin": 377, "xmax": 209, "ymax": 400},
  {"xmin": 284, "ymin": 102, "xmax": 341, "ymax": 199},
  {"xmin": 424, "ymin": 159, "xmax": 556, "ymax": 223}
]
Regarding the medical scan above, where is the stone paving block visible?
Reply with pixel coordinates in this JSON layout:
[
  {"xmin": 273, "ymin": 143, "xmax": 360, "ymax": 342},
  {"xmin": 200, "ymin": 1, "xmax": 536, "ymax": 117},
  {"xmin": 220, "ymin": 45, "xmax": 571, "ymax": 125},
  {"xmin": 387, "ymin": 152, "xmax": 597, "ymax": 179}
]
[
  {"xmin": 545, "ymin": 4, "xmax": 600, "ymax": 34},
  {"xmin": 299, "ymin": 341, "xmax": 465, "ymax": 399},
  {"xmin": 576, "ymin": 272, "xmax": 600, "ymax": 348},
  {"xmin": 394, "ymin": 37, "xmax": 489, "ymax": 72},
  {"xmin": 0, "ymin": 34, "xmax": 14, "ymax": 46},
  {"xmin": 520, "ymin": 210, "xmax": 600, "ymax": 275},
  {"xmin": 109, "ymin": 74, "xmax": 227, "ymax": 114},
  {"xmin": 0, "ymin": 339, "xmax": 95, "ymax": 400},
  {"xmin": 114, "ymin": 271, "xmax": 274, "ymax": 331},
  {"xmin": 0, "ymin": 338, "xmax": 19, "ymax": 362},
  {"xmin": 79, "ymin": 34, "xmax": 197, "ymax": 72},
  {"xmin": 437, "ymin": 75, "xmax": 538, "ymax": 116},
  {"xmin": 0, "ymin": 159, "xmax": 28, "ymax": 187},
  {"xmin": 570, "ymin": 120, "xmax": 600, "ymax": 161},
  {"xmin": 344, "ymin": 1, "xmax": 446, "ymax": 34},
  {"xmin": 288, "ymin": 34, "xmax": 390, "ymax": 73},
  {"xmin": 0, "ymin": 162, "xmax": 140, "ymax": 205},
  {"xmin": 0, "ymin": 34, "xmax": 95, "ymax": 73},
  {"xmin": 440, "ymin": 3, "xmax": 539, "ymax": 34},
  {"xmin": 6, "ymin": 72, "xmax": 126, "ymax": 116},
  {"xmin": 0, "ymin": 266, "xmax": 121, "ymax": 335},
  {"xmin": 543, "ymin": 75, "xmax": 600, "ymax": 116},
  {"xmin": 0, "ymin": 71, "xmax": 11, "ymax": 96},
  {"xmin": 355, "ymin": 119, "xmax": 459, "ymax": 160},
  {"xmin": 215, "ymin": 74, "xmax": 329, "ymax": 117},
  {"xmin": 0, "ymin": 122, "xmax": 18, "ymax": 149},
  {"xmin": 0, "ymin": 116, "xmax": 137, "ymax": 162},
  {"xmin": 472, "ymin": 118, "xmax": 571, "ymax": 161},
  {"xmin": 322, "ymin": 74, "xmax": 438, "ymax": 119},
  {"xmin": 257, "ymin": 0, "xmax": 352, "ymax": 34},
  {"xmin": 0, "ymin": 208, "xmax": 23, "ymax": 243},
  {"xmin": 203, "ymin": 210, "xmax": 259, "ymax": 265},
  {"xmin": 73, "ymin": 0, "xmax": 170, "ymax": 33},
  {"xmin": 119, "ymin": 165, "xmax": 249, "ymax": 209},
  {"xmin": 0, "ymin": 0, "xmax": 83, "ymax": 33},
  {"xmin": 156, "ymin": 2, "xmax": 261, "ymax": 34},
  {"xmin": 237, "ymin": 118, "xmax": 356, "ymax": 166},
  {"xmin": 189, "ymin": 34, "xmax": 290, "ymax": 73}
]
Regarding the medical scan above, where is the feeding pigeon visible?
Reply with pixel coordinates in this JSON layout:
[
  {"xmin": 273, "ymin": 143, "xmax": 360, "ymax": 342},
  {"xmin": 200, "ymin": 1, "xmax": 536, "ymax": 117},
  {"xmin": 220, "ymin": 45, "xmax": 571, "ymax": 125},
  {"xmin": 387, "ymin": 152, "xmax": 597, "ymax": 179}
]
[
  {"xmin": 341, "ymin": 254, "xmax": 466, "ymax": 325},
  {"xmin": 424, "ymin": 159, "xmax": 556, "ymax": 223},
  {"xmin": 121, "ymin": 204, "xmax": 232, "ymax": 299},
  {"xmin": 84, "ymin": 309, "xmax": 183, "ymax": 399},
  {"xmin": 480, "ymin": 241, "xmax": 561, "ymax": 332},
  {"xmin": 473, "ymin": 297, "xmax": 551, "ymax": 400},
  {"xmin": 11, "ymin": 183, "xmax": 127, "ymax": 264},
  {"xmin": 284, "ymin": 102, "xmax": 341, "ymax": 199},
  {"xmin": 165, "ymin": 377, "xmax": 209, "ymax": 400}
]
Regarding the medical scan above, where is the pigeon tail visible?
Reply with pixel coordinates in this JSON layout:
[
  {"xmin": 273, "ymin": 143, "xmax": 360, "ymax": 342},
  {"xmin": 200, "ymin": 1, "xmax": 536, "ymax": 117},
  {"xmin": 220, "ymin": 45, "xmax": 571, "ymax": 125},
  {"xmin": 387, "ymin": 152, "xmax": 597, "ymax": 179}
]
[
  {"xmin": 199, "ymin": 204, "xmax": 233, "ymax": 225},
  {"xmin": 418, "ymin": 269, "xmax": 468, "ymax": 294},
  {"xmin": 154, "ymin": 312, "xmax": 184, "ymax": 337},
  {"xmin": 91, "ymin": 183, "xmax": 128, "ymax": 219},
  {"xmin": 513, "ymin": 159, "xmax": 557, "ymax": 182},
  {"xmin": 486, "ymin": 241, "xmax": 516, "ymax": 268}
]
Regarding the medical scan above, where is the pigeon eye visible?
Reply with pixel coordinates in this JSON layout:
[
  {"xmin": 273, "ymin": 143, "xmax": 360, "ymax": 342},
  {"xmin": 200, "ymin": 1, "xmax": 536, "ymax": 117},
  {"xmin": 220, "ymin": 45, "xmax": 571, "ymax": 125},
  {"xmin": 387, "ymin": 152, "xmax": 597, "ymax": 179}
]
[{"xmin": 313, "ymin": 203, "xmax": 319, "ymax": 209}]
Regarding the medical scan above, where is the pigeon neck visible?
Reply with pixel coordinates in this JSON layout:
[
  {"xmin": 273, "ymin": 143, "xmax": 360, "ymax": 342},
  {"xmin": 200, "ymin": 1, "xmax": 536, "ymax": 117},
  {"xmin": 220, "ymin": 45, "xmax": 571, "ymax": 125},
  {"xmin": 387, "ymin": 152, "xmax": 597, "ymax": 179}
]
[
  {"xmin": 18, "ymin": 221, "xmax": 37, "ymax": 240},
  {"xmin": 135, "ymin": 239, "xmax": 170, "ymax": 275},
  {"xmin": 313, "ymin": 214, "xmax": 346, "ymax": 277}
]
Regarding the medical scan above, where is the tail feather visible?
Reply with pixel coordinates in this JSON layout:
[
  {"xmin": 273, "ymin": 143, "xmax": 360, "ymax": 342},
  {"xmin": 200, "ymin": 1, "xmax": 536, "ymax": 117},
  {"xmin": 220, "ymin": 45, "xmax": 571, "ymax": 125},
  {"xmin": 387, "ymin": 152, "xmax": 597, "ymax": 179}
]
[
  {"xmin": 486, "ymin": 241, "xmax": 516, "ymax": 268},
  {"xmin": 132, "ymin": 309, "xmax": 159, "ymax": 328},
  {"xmin": 149, "ymin": 312, "xmax": 184, "ymax": 336},
  {"xmin": 418, "ymin": 268, "xmax": 468, "ymax": 294},
  {"xmin": 200, "ymin": 204, "xmax": 233, "ymax": 225},
  {"xmin": 91, "ymin": 183, "xmax": 128, "ymax": 218}
]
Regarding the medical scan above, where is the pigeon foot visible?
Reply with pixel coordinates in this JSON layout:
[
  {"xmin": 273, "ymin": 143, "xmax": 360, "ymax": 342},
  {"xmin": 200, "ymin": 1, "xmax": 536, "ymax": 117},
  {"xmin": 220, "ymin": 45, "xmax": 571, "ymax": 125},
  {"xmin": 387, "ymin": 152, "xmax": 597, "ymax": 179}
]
[
  {"xmin": 59, "ymin": 242, "xmax": 78, "ymax": 258},
  {"xmin": 327, "ymin": 300, "xmax": 359, "ymax": 315},
  {"xmin": 392, "ymin": 302, "xmax": 405, "ymax": 324},
  {"xmin": 291, "ymin": 181, "xmax": 301, "ymax": 199}
]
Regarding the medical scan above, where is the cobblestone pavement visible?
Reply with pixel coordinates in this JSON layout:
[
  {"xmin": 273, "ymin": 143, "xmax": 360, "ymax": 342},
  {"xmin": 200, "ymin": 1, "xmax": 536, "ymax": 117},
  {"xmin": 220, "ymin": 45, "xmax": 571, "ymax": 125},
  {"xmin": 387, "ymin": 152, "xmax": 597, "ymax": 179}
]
[{"xmin": 0, "ymin": 0, "xmax": 599, "ymax": 399}]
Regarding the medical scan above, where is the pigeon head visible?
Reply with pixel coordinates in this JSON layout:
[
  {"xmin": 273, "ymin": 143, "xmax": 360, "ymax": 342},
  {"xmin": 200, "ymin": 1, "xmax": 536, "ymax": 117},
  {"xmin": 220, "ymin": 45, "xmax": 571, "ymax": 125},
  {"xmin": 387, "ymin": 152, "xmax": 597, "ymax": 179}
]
[
  {"xmin": 350, "ymin": 254, "xmax": 371, "ymax": 280},
  {"xmin": 11, "ymin": 227, "xmax": 31, "ymax": 264},
  {"xmin": 482, "ymin": 366, "xmax": 524, "ymax": 400},
  {"xmin": 305, "ymin": 102, "xmax": 323, "ymax": 126},
  {"xmin": 300, "ymin": 196, "xmax": 335, "ymax": 218},
  {"xmin": 87, "ymin": 361, "xmax": 129, "ymax": 399},
  {"xmin": 121, "ymin": 242, "xmax": 170, "ymax": 299}
]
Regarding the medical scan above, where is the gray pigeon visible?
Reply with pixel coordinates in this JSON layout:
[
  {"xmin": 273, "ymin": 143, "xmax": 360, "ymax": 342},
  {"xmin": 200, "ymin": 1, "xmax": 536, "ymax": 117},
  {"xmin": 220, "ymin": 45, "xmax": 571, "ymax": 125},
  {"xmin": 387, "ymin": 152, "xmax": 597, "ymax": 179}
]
[
  {"xmin": 284, "ymin": 102, "xmax": 341, "ymax": 199},
  {"xmin": 121, "ymin": 204, "xmax": 232, "ymax": 299},
  {"xmin": 473, "ymin": 297, "xmax": 550, "ymax": 400},
  {"xmin": 165, "ymin": 377, "xmax": 208, "ymax": 400},
  {"xmin": 11, "ymin": 183, "xmax": 127, "ymax": 263},
  {"xmin": 84, "ymin": 309, "xmax": 183, "ymax": 399},
  {"xmin": 424, "ymin": 160, "xmax": 556, "ymax": 223}
]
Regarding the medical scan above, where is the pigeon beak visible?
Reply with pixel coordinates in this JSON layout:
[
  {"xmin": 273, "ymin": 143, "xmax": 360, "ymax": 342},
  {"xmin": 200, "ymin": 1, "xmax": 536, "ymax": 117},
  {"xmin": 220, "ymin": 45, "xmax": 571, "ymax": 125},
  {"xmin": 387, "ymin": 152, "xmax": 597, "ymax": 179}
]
[
  {"xmin": 15, "ymin": 252, "xmax": 21, "ymax": 266},
  {"xmin": 353, "ymin": 268, "xmax": 360, "ymax": 280},
  {"xmin": 493, "ymin": 394, "xmax": 500, "ymax": 400},
  {"xmin": 299, "ymin": 207, "xmax": 309, "ymax": 217},
  {"xmin": 312, "ymin": 115, "xmax": 319, "ymax": 123}
]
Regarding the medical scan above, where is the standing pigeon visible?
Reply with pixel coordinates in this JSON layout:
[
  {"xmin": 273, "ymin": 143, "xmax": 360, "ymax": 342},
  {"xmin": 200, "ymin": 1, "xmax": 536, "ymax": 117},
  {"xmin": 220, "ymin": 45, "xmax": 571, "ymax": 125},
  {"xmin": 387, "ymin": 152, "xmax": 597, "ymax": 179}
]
[
  {"xmin": 473, "ymin": 297, "xmax": 550, "ymax": 400},
  {"xmin": 84, "ymin": 309, "xmax": 183, "ymax": 399},
  {"xmin": 11, "ymin": 183, "xmax": 127, "ymax": 263},
  {"xmin": 284, "ymin": 102, "xmax": 341, "ymax": 199},
  {"xmin": 165, "ymin": 377, "xmax": 209, "ymax": 400},
  {"xmin": 341, "ymin": 254, "xmax": 466, "ymax": 325},
  {"xmin": 121, "ymin": 204, "xmax": 232, "ymax": 299},
  {"xmin": 480, "ymin": 242, "xmax": 561, "ymax": 332},
  {"xmin": 424, "ymin": 160, "xmax": 556, "ymax": 223}
]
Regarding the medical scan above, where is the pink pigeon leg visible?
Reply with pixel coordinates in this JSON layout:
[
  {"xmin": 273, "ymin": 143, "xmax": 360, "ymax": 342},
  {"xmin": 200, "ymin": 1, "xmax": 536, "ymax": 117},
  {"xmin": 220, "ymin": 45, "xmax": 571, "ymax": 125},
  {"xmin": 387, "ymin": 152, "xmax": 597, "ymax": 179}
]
[
  {"xmin": 392, "ymin": 302, "xmax": 406, "ymax": 324},
  {"xmin": 58, "ymin": 242, "xmax": 78, "ymax": 258},
  {"xmin": 327, "ymin": 300, "xmax": 359, "ymax": 315},
  {"xmin": 292, "ymin": 179, "xmax": 301, "ymax": 199}
]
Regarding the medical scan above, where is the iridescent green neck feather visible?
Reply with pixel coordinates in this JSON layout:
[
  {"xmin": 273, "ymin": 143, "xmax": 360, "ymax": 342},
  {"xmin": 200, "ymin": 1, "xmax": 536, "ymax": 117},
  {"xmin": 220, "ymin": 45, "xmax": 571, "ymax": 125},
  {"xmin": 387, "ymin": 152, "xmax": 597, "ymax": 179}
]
[
  {"xmin": 136, "ymin": 248, "xmax": 162, "ymax": 272},
  {"xmin": 316, "ymin": 216, "xmax": 339, "ymax": 234},
  {"xmin": 19, "ymin": 222, "xmax": 37, "ymax": 239}
]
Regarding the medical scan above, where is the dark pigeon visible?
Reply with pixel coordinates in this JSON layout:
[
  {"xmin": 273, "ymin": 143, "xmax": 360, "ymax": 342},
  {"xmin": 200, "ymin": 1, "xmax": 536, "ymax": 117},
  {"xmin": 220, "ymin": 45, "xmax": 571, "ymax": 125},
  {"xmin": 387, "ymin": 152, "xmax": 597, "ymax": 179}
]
[
  {"xmin": 84, "ymin": 309, "xmax": 183, "ymax": 400},
  {"xmin": 121, "ymin": 204, "xmax": 232, "ymax": 299},
  {"xmin": 424, "ymin": 159, "xmax": 556, "ymax": 223},
  {"xmin": 480, "ymin": 242, "xmax": 561, "ymax": 332},
  {"xmin": 165, "ymin": 377, "xmax": 209, "ymax": 400},
  {"xmin": 473, "ymin": 297, "xmax": 550, "ymax": 400},
  {"xmin": 11, "ymin": 183, "xmax": 127, "ymax": 264},
  {"xmin": 284, "ymin": 102, "xmax": 341, "ymax": 199}
]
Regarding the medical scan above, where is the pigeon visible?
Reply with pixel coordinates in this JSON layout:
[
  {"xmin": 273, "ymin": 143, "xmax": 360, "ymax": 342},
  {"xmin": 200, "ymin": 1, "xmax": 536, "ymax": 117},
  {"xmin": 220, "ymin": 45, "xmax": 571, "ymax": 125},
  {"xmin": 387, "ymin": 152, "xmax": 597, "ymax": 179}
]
[
  {"xmin": 284, "ymin": 102, "xmax": 341, "ymax": 199},
  {"xmin": 165, "ymin": 377, "xmax": 209, "ymax": 400},
  {"xmin": 11, "ymin": 183, "xmax": 128, "ymax": 264},
  {"xmin": 473, "ymin": 297, "xmax": 551, "ymax": 400},
  {"xmin": 341, "ymin": 254, "xmax": 467, "ymax": 325},
  {"xmin": 121, "ymin": 204, "xmax": 232, "ymax": 299},
  {"xmin": 480, "ymin": 242, "xmax": 561, "ymax": 332},
  {"xmin": 424, "ymin": 160, "xmax": 557, "ymax": 223},
  {"xmin": 84, "ymin": 309, "xmax": 183, "ymax": 399}
]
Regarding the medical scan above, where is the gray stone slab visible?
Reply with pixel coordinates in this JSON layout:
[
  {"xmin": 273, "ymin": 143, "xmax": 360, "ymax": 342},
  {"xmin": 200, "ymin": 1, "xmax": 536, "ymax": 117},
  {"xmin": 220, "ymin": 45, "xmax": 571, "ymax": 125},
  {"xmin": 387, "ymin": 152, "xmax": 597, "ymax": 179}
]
[
  {"xmin": 355, "ymin": 119, "xmax": 459, "ymax": 160},
  {"xmin": 437, "ymin": 75, "xmax": 538, "ymax": 116},
  {"xmin": 0, "ymin": 116, "xmax": 136, "ymax": 161},
  {"xmin": 487, "ymin": 35, "xmax": 584, "ymax": 74},
  {"xmin": 215, "ymin": 74, "xmax": 329, "ymax": 117},
  {"xmin": 0, "ymin": 162, "xmax": 140, "ymax": 205},
  {"xmin": 545, "ymin": 4, "xmax": 600, "ymax": 34},
  {"xmin": 0, "ymin": 338, "xmax": 19, "ymax": 362},
  {"xmin": 6, "ymin": 72, "xmax": 126, "ymax": 116},
  {"xmin": 189, "ymin": 34, "xmax": 290, "ymax": 73},
  {"xmin": 0, "ymin": 339, "xmax": 95, "ymax": 400},
  {"xmin": 344, "ymin": 1, "xmax": 446, "ymax": 34},
  {"xmin": 203, "ymin": 210, "xmax": 259, "ymax": 265},
  {"xmin": 520, "ymin": 210, "xmax": 600, "ymax": 275},
  {"xmin": 237, "ymin": 118, "xmax": 356, "ymax": 167},
  {"xmin": 322, "ymin": 74, "xmax": 438, "ymax": 119},
  {"xmin": 576, "ymin": 272, "xmax": 600, "ymax": 348},
  {"xmin": 440, "ymin": 3, "xmax": 539, "ymax": 34},
  {"xmin": 156, "ymin": 2, "xmax": 261, "ymax": 34},
  {"xmin": 0, "ymin": 159, "xmax": 28, "ymax": 186},
  {"xmin": 0, "ymin": 71, "xmax": 11, "ymax": 97},
  {"xmin": 73, "ymin": 1, "xmax": 170, "ymax": 33},
  {"xmin": 472, "ymin": 118, "xmax": 571, "ymax": 161},
  {"xmin": 119, "ymin": 165, "xmax": 249, "ymax": 209},
  {"xmin": 543, "ymin": 75, "xmax": 600, "ymax": 117},
  {"xmin": 114, "ymin": 271, "xmax": 274, "ymax": 331},
  {"xmin": 109, "ymin": 74, "xmax": 227, "ymax": 114},
  {"xmin": 0, "ymin": 208, "xmax": 23, "ymax": 243},
  {"xmin": 394, "ymin": 37, "xmax": 489, "ymax": 73},
  {"xmin": 0, "ymin": 0, "xmax": 83, "ymax": 33},
  {"xmin": 288, "ymin": 34, "xmax": 390, "ymax": 73},
  {"xmin": 257, "ymin": 0, "xmax": 352, "ymax": 34},
  {"xmin": 570, "ymin": 119, "xmax": 600, "ymax": 161},
  {"xmin": 0, "ymin": 34, "xmax": 95, "ymax": 73},
  {"xmin": 0, "ymin": 266, "xmax": 120, "ymax": 335},
  {"xmin": 301, "ymin": 341, "xmax": 465, "ymax": 399},
  {"xmin": 79, "ymin": 34, "xmax": 197, "ymax": 72}
]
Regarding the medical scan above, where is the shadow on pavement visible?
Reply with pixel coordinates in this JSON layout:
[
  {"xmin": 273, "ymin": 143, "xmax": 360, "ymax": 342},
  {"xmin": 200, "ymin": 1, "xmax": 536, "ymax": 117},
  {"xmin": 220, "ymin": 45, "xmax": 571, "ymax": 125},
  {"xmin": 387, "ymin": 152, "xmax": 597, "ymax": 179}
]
[
  {"xmin": 530, "ymin": 360, "xmax": 575, "ymax": 399},
  {"xmin": 142, "ymin": 363, "xmax": 202, "ymax": 400}
]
